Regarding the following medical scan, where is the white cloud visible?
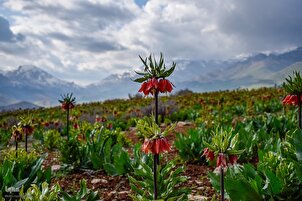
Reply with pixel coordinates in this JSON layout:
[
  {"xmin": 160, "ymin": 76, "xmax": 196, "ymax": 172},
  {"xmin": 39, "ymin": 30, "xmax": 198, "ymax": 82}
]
[{"xmin": 1, "ymin": 0, "xmax": 302, "ymax": 85}]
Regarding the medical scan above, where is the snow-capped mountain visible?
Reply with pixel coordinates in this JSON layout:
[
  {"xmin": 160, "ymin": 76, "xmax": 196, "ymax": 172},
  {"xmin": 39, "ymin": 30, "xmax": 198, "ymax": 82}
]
[
  {"xmin": 1, "ymin": 47, "xmax": 302, "ymax": 108},
  {"xmin": 0, "ymin": 65, "xmax": 83, "ymax": 106}
]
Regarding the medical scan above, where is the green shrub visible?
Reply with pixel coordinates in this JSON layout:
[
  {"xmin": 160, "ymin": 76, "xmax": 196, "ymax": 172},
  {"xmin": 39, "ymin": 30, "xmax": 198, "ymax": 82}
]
[
  {"xmin": 44, "ymin": 130, "xmax": 61, "ymax": 150},
  {"xmin": 59, "ymin": 138, "xmax": 81, "ymax": 167},
  {"xmin": 19, "ymin": 182, "xmax": 60, "ymax": 201},
  {"xmin": 129, "ymin": 159, "xmax": 190, "ymax": 200},
  {"xmin": 174, "ymin": 126, "xmax": 211, "ymax": 163}
]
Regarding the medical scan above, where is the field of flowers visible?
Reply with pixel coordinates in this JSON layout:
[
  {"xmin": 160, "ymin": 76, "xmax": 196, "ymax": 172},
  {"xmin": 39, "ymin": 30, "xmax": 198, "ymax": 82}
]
[{"xmin": 0, "ymin": 54, "xmax": 301, "ymax": 201}]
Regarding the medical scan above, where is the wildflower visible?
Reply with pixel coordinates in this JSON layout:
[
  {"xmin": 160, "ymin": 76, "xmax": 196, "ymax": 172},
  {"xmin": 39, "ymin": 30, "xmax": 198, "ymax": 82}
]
[
  {"xmin": 142, "ymin": 137, "xmax": 171, "ymax": 154},
  {"xmin": 203, "ymin": 147, "xmax": 215, "ymax": 161},
  {"xmin": 282, "ymin": 95, "xmax": 301, "ymax": 105},
  {"xmin": 73, "ymin": 123, "xmax": 79, "ymax": 129},
  {"xmin": 12, "ymin": 127, "xmax": 23, "ymax": 142},
  {"xmin": 95, "ymin": 115, "xmax": 101, "ymax": 122},
  {"xmin": 228, "ymin": 155, "xmax": 238, "ymax": 165},
  {"xmin": 22, "ymin": 125, "xmax": 34, "ymax": 135},
  {"xmin": 59, "ymin": 93, "xmax": 76, "ymax": 111},
  {"xmin": 43, "ymin": 122, "xmax": 50, "ymax": 127},
  {"xmin": 158, "ymin": 79, "xmax": 173, "ymax": 93},
  {"xmin": 217, "ymin": 153, "xmax": 227, "ymax": 167},
  {"xmin": 61, "ymin": 102, "xmax": 75, "ymax": 110}
]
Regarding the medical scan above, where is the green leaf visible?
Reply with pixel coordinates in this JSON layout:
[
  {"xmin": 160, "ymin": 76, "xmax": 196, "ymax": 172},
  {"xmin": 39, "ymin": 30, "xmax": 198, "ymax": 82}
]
[
  {"xmin": 225, "ymin": 178, "xmax": 263, "ymax": 201},
  {"xmin": 133, "ymin": 77, "xmax": 148, "ymax": 83},
  {"xmin": 264, "ymin": 169, "xmax": 282, "ymax": 195}
]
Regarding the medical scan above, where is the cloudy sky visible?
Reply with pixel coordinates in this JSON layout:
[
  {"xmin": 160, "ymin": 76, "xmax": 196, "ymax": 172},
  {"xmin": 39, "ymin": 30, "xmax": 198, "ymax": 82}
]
[{"xmin": 1, "ymin": 0, "xmax": 302, "ymax": 85}]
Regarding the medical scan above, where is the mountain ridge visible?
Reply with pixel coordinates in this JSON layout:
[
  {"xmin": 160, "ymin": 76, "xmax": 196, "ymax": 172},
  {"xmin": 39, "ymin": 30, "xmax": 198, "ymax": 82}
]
[{"xmin": 1, "ymin": 47, "xmax": 302, "ymax": 108}]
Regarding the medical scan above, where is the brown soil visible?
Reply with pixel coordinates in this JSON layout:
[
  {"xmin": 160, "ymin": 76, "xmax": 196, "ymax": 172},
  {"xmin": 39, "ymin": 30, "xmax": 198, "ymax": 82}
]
[{"xmin": 43, "ymin": 122, "xmax": 218, "ymax": 201}]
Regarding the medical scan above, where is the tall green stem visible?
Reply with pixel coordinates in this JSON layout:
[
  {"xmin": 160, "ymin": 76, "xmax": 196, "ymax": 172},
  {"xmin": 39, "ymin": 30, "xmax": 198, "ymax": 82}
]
[
  {"xmin": 155, "ymin": 91, "xmax": 159, "ymax": 124},
  {"xmin": 153, "ymin": 90, "xmax": 159, "ymax": 200},
  {"xmin": 15, "ymin": 139, "xmax": 18, "ymax": 157},
  {"xmin": 25, "ymin": 131, "xmax": 28, "ymax": 153},
  {"xmin": 220, "ymin": 166, "xmax": 224, "ymax": 201},
  {"xmin": 298, "ymin": 94, "xmax": 301, "ymax": 129},
  {"xmin": 67, "ymin": 108, "xmax": 70, "ymax": 141}
]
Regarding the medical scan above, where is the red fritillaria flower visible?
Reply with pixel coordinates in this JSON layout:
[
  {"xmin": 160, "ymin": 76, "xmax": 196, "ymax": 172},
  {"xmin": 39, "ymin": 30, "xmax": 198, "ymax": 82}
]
[
  {"xmin": 61, "ymin": 102, "xmax": 75, "ymax": 111},
  {"xmin": 203, "ymin": 148, "xmax": 215, "ymax": 161},
  {"xmin": 22, "ymin": 126, "xmax": 34, "ymax": 135},
  {"xmin": 282, "ymin": 95, "xmax": 302, "ymax": 105},
  {"xmin": 138, "ymin": 77, "xmax": 160, "ymax": 95},
  {"xmin": 158, "ymin": 79, "xmax": 173, "ymax": 93},
  {"xmin": 43, "ymin": 122, "xmax": 50, "ymax": 127},
  {"xmin": 217, "ymin": 153, "xmax": 227, "ymax": 168},
  {"xmin": 138, "ymin": 81, "xmax": 150, "ymax": 95},
  {"xmin": 142, "ymin": 137, "xmax": 171, "ymax": 154},
  {"xmin": 228, "ymin": 155, "xmax": 238, "ymax": 165},
  {"xmin": 73, "ymin": 123, "xmax": 79, "ymax": 129},
  {"xmin": 12, "ymin": 129, "xmax": 23, "ymax": 142}
]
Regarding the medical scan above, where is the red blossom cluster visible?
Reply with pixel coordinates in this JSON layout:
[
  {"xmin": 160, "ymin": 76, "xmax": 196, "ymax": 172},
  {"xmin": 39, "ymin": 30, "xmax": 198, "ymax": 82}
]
[
  {"xmin": 203, "ymin": 148, "xmax": 238, "ymax": 167},
  {"xmin": 282, "ymin": 95, "xmax": 302, "ymax": 105},
  {"xmin": 142, "ymin": 137, "xmax": 171, "ymax": 154},
  {"xmin": 22, "ymin": 126, "xmax": 34, "ymax": 135},
  {"xmin": 61, "ymin": 102, "xmax": 75, "ymax": 111},
  {"xmin": 138, "ymin": 78, "xmax": 173, "ymax": 95},
  {"xmin": 12, "ymin": 128, "xmax": 23, "ymax": 142},
  {"xmin": 95, "ymin": 116, "xmax": 107, "ymax": 123}
]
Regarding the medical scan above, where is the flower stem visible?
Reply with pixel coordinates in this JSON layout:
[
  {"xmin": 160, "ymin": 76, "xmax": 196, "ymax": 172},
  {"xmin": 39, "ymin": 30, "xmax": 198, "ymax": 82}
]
[
  {"xmin": 153, "ymin": 154, "xmax": 158, "ymax": 200},
  {"xmin": 25, "ymin": 131, "xmax": 28, "ymax": 153},
  {"xmin": 298, "ymin": 94, "xmax": 301, "ymax": 129},
  {"xmin": 220, "ymin": 166, "xmax": 224, "ymax": 201},
  {"xmin": 155, "ymin": 91, "xmax": 159, "ymax": 124},
  {"xmin": 15, "ymin": 139, "xmax": 18, "ymax": 157},
  {"xmin": 153, "ymin": 90, "xmax": 159, "ymax": 200},
  {"xmin": 67, "ymin": 108, "xmax": 70, "ymax": 141}
]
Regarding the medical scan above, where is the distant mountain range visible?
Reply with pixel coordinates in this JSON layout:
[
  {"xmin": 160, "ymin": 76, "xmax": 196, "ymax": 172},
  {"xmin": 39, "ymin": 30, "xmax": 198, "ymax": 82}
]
[
  {"xmin": 1, "ymin": 47, "xmax": 302, "ymax": 108},
  {"xmin": 0, "ymin": 101, "xmax": 41, "ymax": 112}
]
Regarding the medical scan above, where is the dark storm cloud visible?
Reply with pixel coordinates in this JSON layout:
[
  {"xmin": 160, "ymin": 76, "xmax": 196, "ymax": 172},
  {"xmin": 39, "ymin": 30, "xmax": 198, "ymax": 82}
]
[
  {"xmin": 0, "ymin": 16, "xmax": 24, "ymax": 42},
  {"xmin": 217, "ymin": 0, "xmax": 302, "ymax": 50}
]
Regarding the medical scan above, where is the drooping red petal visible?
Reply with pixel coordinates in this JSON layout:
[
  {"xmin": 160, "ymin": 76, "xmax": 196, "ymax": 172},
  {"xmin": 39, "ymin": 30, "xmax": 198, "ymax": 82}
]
[
  {"xmin": 151, "ymin": 77, "xmax": 159, "ymax": 89},
  {"xmin": 158, "ymin": 79, "xmax": 165, "ymax": 93},
  {"xmin": 282, "ymin": 95, "xmax": 290, "ymax": 105},
  {"xmin": 146, "ymin": 80, "xmax": 152, "ymax": 91},
  {"xmin": 160, "ymin": 137, "xmax": 171, "ymax": 153},
  {"xmin": 142, "ymin": 140, "xmax": 149, "ymax": 154},
  {"xmin": 289, "ymin": 95, "xmax": 298, "ymax": 105},
  {"xmin": 208, "ymin": 150, "xmax": 215, "ymax": 161},
  {"xmin": 217, "ymin": 153, "xmax": 227, "ymax": 167},
  {"xmin": 282, "ymin": 95, "xmax": 299, "ymax": 105},
  {"xmin": 203, "ymin": 148, "xmax": 209, "ymax": 156},
  {"xmin": 138, "ymin": 82, "xmax": 148, "ymax": 93},
  {"xmin": 165, "ymin": 79, "xmax": 173, "ymax": 92},
  {"xmin": 229, "ymin": 155, "xmax": 238, "ymax": 165},
  {"xmin": 154, "ymin": 139, "xmax": 160, "ymax": 154}
]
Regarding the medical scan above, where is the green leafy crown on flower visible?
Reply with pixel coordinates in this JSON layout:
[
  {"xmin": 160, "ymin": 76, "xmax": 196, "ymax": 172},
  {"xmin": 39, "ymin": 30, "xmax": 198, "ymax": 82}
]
[
  {"xmin": 283, "ymin": 71, "xmax": 302, "ymax": 95},
  {"xmin": 59, "ymin": 93, "xmax": 76, "ymax": 104},
  {"xmin": 203, "ymin": 127, "xmax": 245, "ymax": 156},
  {"xmin": 133, "ymin": 52, "xmax": 176, "ymax": 83},
  {"xmin": 18, "ymin": 115, "xmax": 35, "ymax": 128},
  {"xmin": 136, "ymin": 116, "xmax": 175, "ymax": 139}
]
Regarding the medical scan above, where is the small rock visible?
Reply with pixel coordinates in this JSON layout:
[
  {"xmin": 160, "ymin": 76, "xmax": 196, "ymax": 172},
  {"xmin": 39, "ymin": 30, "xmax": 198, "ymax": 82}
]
[
  {"xmin": 118, "ymin": 191, "xmax": 130, "ymax": 195},
  {"xmin": 188, "ymin": 194, "xmax": 208, "ymax": 201},
  {"xmin": 91, "ymin": 178, "xmax": 108, "ymax": 184},
  {"xmin": 195, "ymin": 180, "xmax": 203, "ymax": 185},
  {"xmin": 177, "ymin": 121, "xmax": 192, "ymax": 127},
  {"xmin": 51, "ymin": 165, "xmax": 61, "ymax": 172}
]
